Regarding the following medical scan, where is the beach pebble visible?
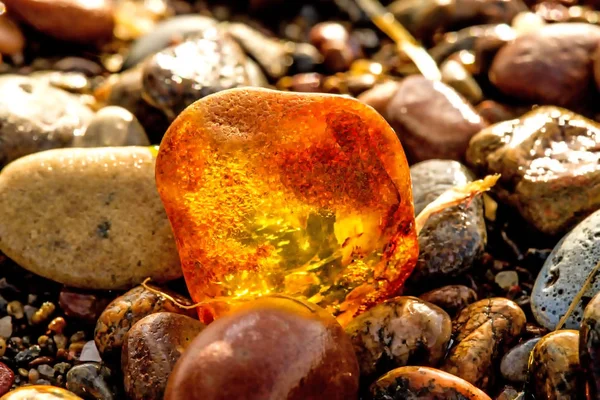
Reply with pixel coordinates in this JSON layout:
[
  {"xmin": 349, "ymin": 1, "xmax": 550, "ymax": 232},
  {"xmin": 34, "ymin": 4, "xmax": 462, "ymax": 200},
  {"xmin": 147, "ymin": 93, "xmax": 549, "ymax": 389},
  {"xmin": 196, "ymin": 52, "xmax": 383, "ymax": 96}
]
[
  {"xmin": 73, "ymin": 106, "xmax": 149, "ymax": 148},
  {"xmin": 528, "ymin": 330, "xmax": 584, "ymax": 400},
  {"xmin": 345, "ymin": 296, "xmax": 451, "ymax": 380},
  {"xmin": 500, "ymin": 337, "xmax": 541, "ymax": 383},
  {"xmin": 0, "ymin": 147, "xmax": 181, "ymax": 289},
  {"xmin": 386, "ymin": 75, "xmax": 487, "ymax": 163},
  {"xmin": 408, "ymin": 160, "xmax": 486, "ymax": 285},
  {"xmin": 122, "ymin": 312, "xmax": 205, "ymax": 400},
  {"xmin": 1, "ymin": 386, "xmax": 82, "ymax": 399},
  {"xmin": 3, "ymin": 0, "xmax": 114, "ymax": 44},
  {"xmin": 580, "ymin": 291, "xmax": 600, "ymax": 399},
  {"xmin": 531, "ymin": 208, "xmax": 600, "ymax": 329},
  {"xmin": 0, "ymin": 14, "xmax": 24, "ymax": 55},
  {"xmin": 441, "ymin": 298, "xmax": 526, "ymax": 389},
  {"xmin": 419, "ymin": 285, "xmax": 478, "ymax": 316},
  {"xmin": 0, "ymin": 361, "xmax": 14, "ymax": 396},
  {"xmin": 66, "ymin": 363, "xmax": 119, "ymax": 400},
  {"xmin": 0, "ymin": 75, "xmax": 93, "ymax": 168},
  {"xmin": 164, "ymin": 296, "xmax": 359, "ymax": 400},
  {"xmin": 95, "ymin": 285, "xmax": 196, "ymax": 358},
  {"xmin": 370, "ymin": 366, "xmax": 492, "ymax": 400}
]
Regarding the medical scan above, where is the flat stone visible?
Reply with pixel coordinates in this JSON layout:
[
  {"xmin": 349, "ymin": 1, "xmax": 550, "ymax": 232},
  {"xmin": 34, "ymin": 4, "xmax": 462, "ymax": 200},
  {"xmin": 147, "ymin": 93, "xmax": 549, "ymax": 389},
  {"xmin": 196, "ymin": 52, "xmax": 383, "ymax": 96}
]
[
  {"xmin": 1, "ymin": 385, "xmax": 82, "ymax": 399},
  {"xmin": 0, "ymin": 147, "xmax": 181, "ymax": 289},
  {"xmin": 531, "ymin": 209, "xmax": 600, "ymax": 329},
  {"xmin": 0, "ymin": 75, "xmax": 93, "ymax": 168}
]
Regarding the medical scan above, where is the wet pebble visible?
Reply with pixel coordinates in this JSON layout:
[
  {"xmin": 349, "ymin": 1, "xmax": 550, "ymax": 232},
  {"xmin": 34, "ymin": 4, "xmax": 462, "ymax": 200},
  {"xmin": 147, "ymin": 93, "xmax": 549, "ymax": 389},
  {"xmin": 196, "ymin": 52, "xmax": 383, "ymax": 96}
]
[
  {"xmin": 59, "ymin": 289, "xmax": 112, "ymax": 322},
  {"xmin": 580, "ymin": 291, "xmax": 600, "ymax": 398},
  {"xmin": 531, "ymin": 208, "xmax": 600, "ymax": 329},
  {"xmin": 419, "ymin": 285, "xmax": 478, "ymax": 317},
  {"xmin": 122, "ymin": 312, "xmax": 205, "ymax": 400},
  {"xmin": 490, "ymin": 23, "xmax": 600, "ymax": 108},
  {"xmin": 310, "ymin": 22, "xmax": 361, "ymax": 72},
  {"xmin": 386, "ymin": 75, "xmax": 487, "ymax": 163},
  {"xmin": 4, "ymin": 0, "xmax": 114, "ymax": 44},
  {"xmin": 344, "ymin": 296, "xmax": 451, "ymax": 380},
  {"xmin": 1, "ymin": 385, "xmax": 82, "ymax": 399},
  {"xmin": 66, "ymin": 363, "xmax": 119, "ymax": 400},
  {"xmin": 408, "ymin": 160, "xmax": 486, "ymax": 285},
  {"xmin": 467, "ymin": 106, "xmax": 600, "ymax": 236},
  {"xmin": 0, "ymin": 147, "xmax": 181, "ymax": 289},
  {"xmin": 0, "ymin": 75, "xmax": 93, "ymax": 168},
  {"xmin": 142, "ymin": 27, "xmax": 251, "ymax": 119},
  {"xmin": 95, "ymin": 285, "xmax": 195, "ymax": 358},
  {"xmin": 15, "ymin": 345, "xmax": 41, "ymax": 366},
  {"xmin": 165, "ymin": 297, "xmax": 359, "ymax": 400},
  {"xmin": 0, "ymin": 361, "xmax": 14, "ymax": 396},
  {"xmin": 73, "ymin": 106, "xmax": 150, "ymax": 148},
  {"xmin": 441, "ymin": 298, "xmax": 526, "ymax": 389},
  {"xmin": 528, "ymin": 330, "xmax": 583, "ymax": 400},
  {"xmin": 495, "ymin": 386, "xmax": 522, "ymax": 400},
  {"xmin": 370, "ymin": 366, "xmax": 492, "ymax": 400},
  {"xmin": 440, "ymin": 58, "xmax": 483, "ymax": 104},
  {"xmin": 0, "ymin": 14, "xmax": 24, "ymax": 56},
  {"xmin": 500, "ymin": 337, "xmax": 541, "ymax": 383},
  {"xmin": 357, "ymin": 81, "xmax": 400, "ymax": 119}
]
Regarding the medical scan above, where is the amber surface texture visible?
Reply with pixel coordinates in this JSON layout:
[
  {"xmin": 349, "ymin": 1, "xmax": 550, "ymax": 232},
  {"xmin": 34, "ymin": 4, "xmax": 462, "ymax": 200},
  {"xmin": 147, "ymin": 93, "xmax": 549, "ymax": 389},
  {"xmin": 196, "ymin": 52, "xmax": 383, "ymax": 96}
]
[{"xmin": 156, "ymin": 88, "xmax": 417, "ymax": 325}]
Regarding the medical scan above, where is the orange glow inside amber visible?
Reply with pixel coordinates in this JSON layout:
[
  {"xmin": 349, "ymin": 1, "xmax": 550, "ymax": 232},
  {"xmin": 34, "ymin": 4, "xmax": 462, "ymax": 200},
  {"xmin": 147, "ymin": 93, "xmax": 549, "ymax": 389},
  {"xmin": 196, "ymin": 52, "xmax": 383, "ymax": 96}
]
[{"xmin": 156, "ymin": 88, "xmax": 418, "ymax": 325}]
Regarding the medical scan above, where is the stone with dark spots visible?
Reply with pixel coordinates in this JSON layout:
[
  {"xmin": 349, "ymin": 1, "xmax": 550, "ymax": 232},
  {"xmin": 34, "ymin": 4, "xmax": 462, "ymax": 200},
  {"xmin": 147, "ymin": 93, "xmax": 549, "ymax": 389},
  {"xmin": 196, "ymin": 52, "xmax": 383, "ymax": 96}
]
[
  {"xmin": 407, "ymin": 160, "xmax": 486, "ymax": 286},
  {"xmin": 467, "ymin": 106, "xmax": 600, "ymax": 236},
  {"xmin": 500, "ymin": 337, "xmax": 541, "ymax": 383},
  {"xmin": 528, "ymin": 330, "xmax": 583, "ymax": 400},
  {"xmin": 122, "ymin": 312, "xmax": 205, "ymax": 400},
  {"xmin": 440, "ymin": 298, "xmax": 526, "ymax": 390},
  {"xmin": 370, "ymin": 366, "xmax": 492, "ymax": 400},
  {"xmin": 580, "ymin": 292, "xmax": 600, "ymax": 399},
  {"xmin": 386, "ymin": 75, "xmax": 487, "ymax": 163},
  {"xmin": 94, "ymin": 286, "xmax": 196, "ymax": 359},
  {"xmin": 490, "ymin": 23, "xmax": 600, "ymax": 108},
  {"xmin": 66, "ymin": 363, "xmax": 119, "ymax": 400},
  {"xmin": 345, "ymin": 296, "xmax": 451, "ymax": 381},
  {"xmin": 419, "ymin": 285, "xmax": 478, "ymax": 317}
]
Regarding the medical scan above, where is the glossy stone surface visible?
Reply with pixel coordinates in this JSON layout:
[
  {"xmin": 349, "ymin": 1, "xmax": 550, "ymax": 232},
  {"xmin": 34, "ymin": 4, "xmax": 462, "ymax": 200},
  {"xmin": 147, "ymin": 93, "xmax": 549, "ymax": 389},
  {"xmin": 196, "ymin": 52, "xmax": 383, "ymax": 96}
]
[
  {"xmin": 581, "ymin": 292, "xmax": 600, "ymax": 400},
  {"xmin": 164, "ymin": 296, "xmax": 359, "ymax": 400},
  {"xmin": 467, "ymin": 106, "xmax": 600, "ymax": 235},
  {"xmin": 156, "ymin": 88, "xmax": 418, "ymax": 325},
  {"xmin": 0, "ymin": 386, "xmax": 82, "ymax": 399}
]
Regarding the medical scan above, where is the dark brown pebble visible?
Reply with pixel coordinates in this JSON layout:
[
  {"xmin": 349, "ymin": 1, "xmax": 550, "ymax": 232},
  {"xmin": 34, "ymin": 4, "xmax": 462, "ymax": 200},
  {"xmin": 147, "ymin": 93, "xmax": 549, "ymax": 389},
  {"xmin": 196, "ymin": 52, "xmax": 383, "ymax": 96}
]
[
  {"xmin": 165, "ymin": 296, "xmax": 359, "ymax": 400},
  {"xmin": 122, "ymin": 312, "xmax": 205, "ymax": 400},
  {"xmin": 310, "ymin": 22, "xmax": 361, "ymax": 72},
  {"xmin": 580, "ymin": 292, "xmax": 600, "ymax": 399},
  {"xmin": 419, "ymin": 285, "xmax": 478, "ymax": 316},
  {"xmin": 29, "ymin": 356, "xmax": 54, "ymax": 367},
  {"xmin": 441, "ymin": 298, "xmax": 526, "ymax": 390}
]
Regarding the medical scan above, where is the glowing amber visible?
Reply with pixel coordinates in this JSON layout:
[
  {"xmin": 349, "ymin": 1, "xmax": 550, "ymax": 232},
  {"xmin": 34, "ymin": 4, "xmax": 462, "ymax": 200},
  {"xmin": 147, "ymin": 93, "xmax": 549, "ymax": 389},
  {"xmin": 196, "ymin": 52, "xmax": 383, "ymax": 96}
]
[{"xmin": 156, "ymin": 88, "xmax": 418, "ymax": 325}]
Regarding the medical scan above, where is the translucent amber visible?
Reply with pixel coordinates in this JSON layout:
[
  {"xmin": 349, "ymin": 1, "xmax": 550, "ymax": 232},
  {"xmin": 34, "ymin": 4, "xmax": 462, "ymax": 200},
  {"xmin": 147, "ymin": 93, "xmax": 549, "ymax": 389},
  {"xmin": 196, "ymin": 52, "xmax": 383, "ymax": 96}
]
[{"xmin": 156, "ymin": 88, "xmax": 418, "ymax": 325}]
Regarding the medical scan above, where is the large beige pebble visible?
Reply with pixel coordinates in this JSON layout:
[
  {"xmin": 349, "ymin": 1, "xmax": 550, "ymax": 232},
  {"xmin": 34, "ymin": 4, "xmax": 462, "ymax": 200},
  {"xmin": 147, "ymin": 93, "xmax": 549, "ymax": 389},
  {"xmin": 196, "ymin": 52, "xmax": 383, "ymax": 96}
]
[{"xmin": 0, "ymin": 147, "xmax": 181, "ymax": 289}]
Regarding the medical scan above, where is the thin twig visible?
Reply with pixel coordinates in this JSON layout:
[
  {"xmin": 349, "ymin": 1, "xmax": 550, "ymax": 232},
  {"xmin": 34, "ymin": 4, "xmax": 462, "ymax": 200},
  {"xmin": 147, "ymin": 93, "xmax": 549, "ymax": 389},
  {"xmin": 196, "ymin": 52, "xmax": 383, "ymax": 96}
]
[{"xmin": 555, "ymin": 259, "xmax": 600, "ymax": 330}]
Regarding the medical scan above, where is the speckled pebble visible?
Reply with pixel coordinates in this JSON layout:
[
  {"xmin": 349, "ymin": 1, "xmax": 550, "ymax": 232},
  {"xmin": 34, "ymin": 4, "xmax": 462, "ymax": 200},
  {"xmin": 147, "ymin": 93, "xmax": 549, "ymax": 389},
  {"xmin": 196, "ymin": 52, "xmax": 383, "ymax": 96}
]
[
  {"xmin": 73, "ymin": 106, "xmax": 149, "ymax": 148},
  {"xmin": 407, "ymin": 160, "xmax": 486, "ymax": 285},
  {"xmin": 500, "ymin": 337, "xmax": 541, "ymax": 383},
  {"xmin": 0, "ymin": 147, "xmax": 181, "ymax": 289},
  {"xmin": 531, "ymin": 208, "xmax": 600, "ymax": 329},
  {"xmin": 580, "ymin": 292, "xmax": 600, "ymax": 399},
  {"xmin": 419, "ymin": 285, "xmax": 478, "ymax": 317},
  {"xmin": 66, "ymin": 363, "xmax": 119, "ymax": 400}
]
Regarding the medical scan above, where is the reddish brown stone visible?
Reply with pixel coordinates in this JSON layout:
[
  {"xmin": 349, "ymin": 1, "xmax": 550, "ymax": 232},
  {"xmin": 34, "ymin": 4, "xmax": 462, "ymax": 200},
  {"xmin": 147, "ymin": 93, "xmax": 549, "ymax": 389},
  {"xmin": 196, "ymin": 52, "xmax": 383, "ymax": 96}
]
[{"xmin": 0, "ymin": 361, "xmax": 14, "ymax": 396}]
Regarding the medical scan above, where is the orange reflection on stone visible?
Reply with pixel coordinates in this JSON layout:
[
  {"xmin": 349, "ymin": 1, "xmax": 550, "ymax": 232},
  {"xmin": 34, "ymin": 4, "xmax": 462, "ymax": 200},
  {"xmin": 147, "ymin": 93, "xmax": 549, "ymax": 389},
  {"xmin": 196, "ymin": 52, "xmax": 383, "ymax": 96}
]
[{"xmin": 155, "ymin": 88, "xmax": 418, "ymax": 325}]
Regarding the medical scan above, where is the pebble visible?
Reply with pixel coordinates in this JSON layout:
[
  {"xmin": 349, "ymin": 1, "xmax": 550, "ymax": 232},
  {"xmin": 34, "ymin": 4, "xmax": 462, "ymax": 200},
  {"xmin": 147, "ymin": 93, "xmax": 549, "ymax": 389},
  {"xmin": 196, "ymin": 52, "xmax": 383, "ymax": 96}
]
[
  {"xmin": 440, "ymin": 58, "xmax": 483, "ymax": 104},
  {"xmin": 0, "ymin": 14, "xmax": 24, "ymax": 56},
  {"xmin": 37, "ymin": 364, "xmax": 54, "ymax": 379},
  {"xmin": 66, "ymin": 363, "xmax": 118, "ymax": 400},
  {"xmin": 495, "ymin": 271, "xmax": 519, "ymax": 290},
  {"xmin": 53, "ymin": 334, "xmax": 67, "ymax": 351},
  {"xmin": 356, "ymin": 81, "xmax": 399, "ymax": 119},
  {"xmin": 72, "ymin": 106, "xmax": 150, "ymax": 148},
  {"xmin": 580, "ymin": 291, "xmax": 600, "ymax": 398},
  {"xmin": 24, "ymin": 306, "xmax": 37, "ymax": 325},
  {"xmin": 530, "ymin": 208, "xmax": 600, "ymax": 329},
  {"xmin": 0, "ymin": 385, "xmax": 82, "ymax": 399},
  {"xmin": 528, "ymin": 330, "xmax": 583, "ymax": 400},
  {"xmin": 344, "ymin": 296, "xmax": 451, "ymax": 380},
  {"xmin": 164, "ymin": 297, "xmax": 359, "ymax": 400},
  {"xmin": 3, "ymin": 0, "xmax": 114, "ymax": 44},
  {"xmin": 407, "ymin": 160, "xmax": 486, "ymax": 285},
  {"xmin": 490, "ymin": 23, "xmax": 600, "ymax": 108},
  {"xmin": 500, "ymin": 337, "xmax": 541, "ymax": 383},
  {"xmin": 0, "ymin": 317, "xmax": 12, "ymax": 338},
  {"xmin": 123, "ymin": 15, "xmax": 218, "ymax": 69},
  {"xmin": 467, "ymin": 106, "xmax": 600, "ymax": 236},
  {"xmin": 419, "ymin": 285, "xmax": 478, "ymax": 317},
  {"xmin": 47, "ymin": 317, "xmax": 66, "ymax": 334},
  {"xmin": 28, "ymin": 368, "xmax": 39, "ymax": 383},
  {"xmin": 0, "ymin": 147, "xmax": 181, "ymax": 289},
  {"xmin": 0, "ymin": 75, "xmax": 93, "ymax": 169},
  {"xmin": 141, "ymin": 27, "xmax": 251, "ymax": 119},
  {"xmin": 0, "ymin": 338, "xmax": 6, "ymax": 357},
  {"xmin": 370, "ymin": 366, "xmax": 492, "ymax": 400},
  {"xmin": 495, "ymin": 386, "xmax": 522, "ymax": 400},
  {"xmin": 95, "ymin": 285, "xmax": 196, "ymax": 358},
  {"xmin": 386, "ymin": 75, "xmax": 487, "ymax": 163},
  {"xmin": 0, "ymin": 361, "xmax": 14, "ymax": 396},
  {"xmin": 15, "ymin": 345, "xmax": 41, "ymax": 366},
  {"xmin": 441, "ymin": 298, "xmax": 526, "ymax": 390},
  {"xmin": 32, "ymin": 302, "xmax": 56, "ymax": 325},
  {"xmin": 310, "ymin": 22, "xmax": 361, "ymax": 72},
  {"xmin": 80, "ymin": 341, "xmax": 102, "ymax": 363},
  {"xmin": 122, "ymin": 312, "xmax": 205, "ymax": 400},
  {"xmin": 58, "ymin": 289, "xmax": 112, "ymax": 322}
]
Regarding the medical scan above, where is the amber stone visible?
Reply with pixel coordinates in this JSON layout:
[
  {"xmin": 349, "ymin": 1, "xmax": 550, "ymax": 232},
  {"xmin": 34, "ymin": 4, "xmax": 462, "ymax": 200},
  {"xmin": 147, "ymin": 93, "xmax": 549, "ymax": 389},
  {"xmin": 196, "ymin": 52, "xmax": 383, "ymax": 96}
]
[
  {"xmin": 0, "ymin": 385, "xmax": 82, "ymax": 399},
  {"xmin": 156, "ymin": 88, "xmax": 417, "ymax": 325}
]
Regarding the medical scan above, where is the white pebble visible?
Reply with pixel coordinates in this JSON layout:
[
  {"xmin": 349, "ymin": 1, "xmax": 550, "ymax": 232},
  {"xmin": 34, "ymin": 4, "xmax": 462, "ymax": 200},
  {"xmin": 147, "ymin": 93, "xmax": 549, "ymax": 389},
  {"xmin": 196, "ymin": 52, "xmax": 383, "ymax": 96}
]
[
  {"xmin": 0, "ymin": 316, "xmax": 13, "ymax": 338},
  {"xmin": 79, "ymin": 340, "xmax": 102, "ymax": 362},
  {"xmin": 496, "ymin": 271, "xmax": 519, "ymax": 290}
]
